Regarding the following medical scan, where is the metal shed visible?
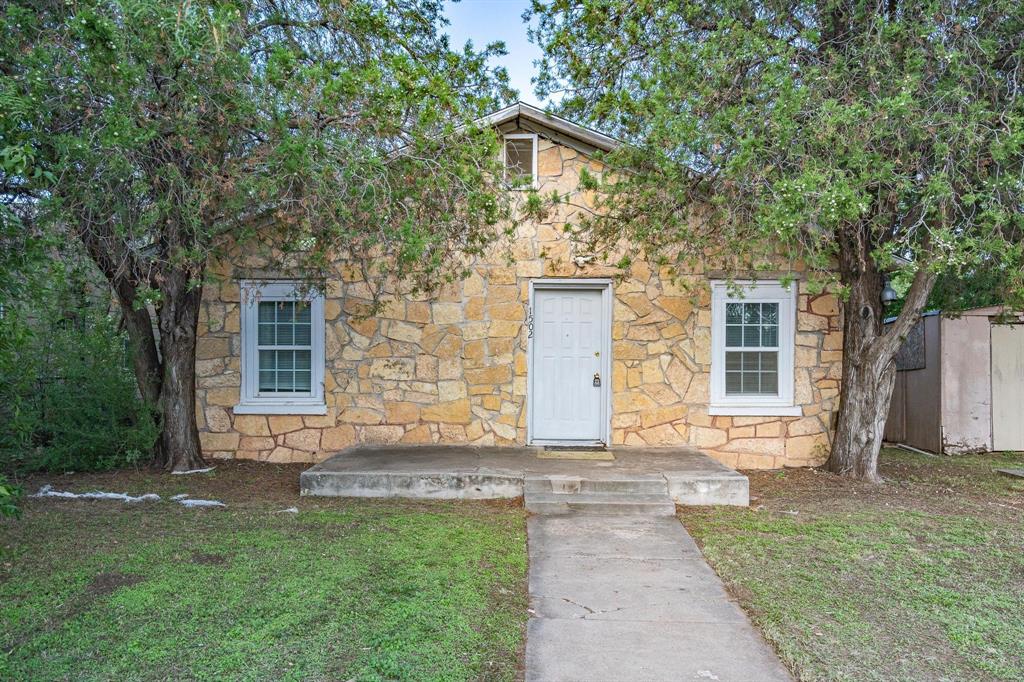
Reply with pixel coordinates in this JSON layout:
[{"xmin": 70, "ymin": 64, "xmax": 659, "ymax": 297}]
[{"xmin": 884, "ymin": 307, "xmax": 1024, "ymax": 454}]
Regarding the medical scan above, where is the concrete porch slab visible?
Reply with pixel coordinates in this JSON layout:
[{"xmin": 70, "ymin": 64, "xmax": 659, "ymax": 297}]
[{"xmin": 300, "ymin": 444, "xmax": 749, "ymax": 506}]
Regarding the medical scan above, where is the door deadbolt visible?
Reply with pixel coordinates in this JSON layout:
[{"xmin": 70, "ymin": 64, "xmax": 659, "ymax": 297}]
[{"xmin": 593, "ymin": 372, "xmax": 601, "ymax": 387}]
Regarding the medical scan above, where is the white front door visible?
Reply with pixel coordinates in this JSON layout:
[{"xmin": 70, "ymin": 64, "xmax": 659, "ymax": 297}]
[{"xmin": 530, "ymin": 287, "xmax": 608, "ymax": 442}]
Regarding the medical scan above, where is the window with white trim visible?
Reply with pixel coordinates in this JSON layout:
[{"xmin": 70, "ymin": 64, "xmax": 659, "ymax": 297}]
[
  {"xmin": 710, "ymin": 281, "xmax": 798, "ymax": 416},
  {"xmin": 504, "ymin": 133, "xmax": 537, "ymax": 187},
  {"xmin": 235, "ymin": 280, "xmax": 326, "ymax": 415}
]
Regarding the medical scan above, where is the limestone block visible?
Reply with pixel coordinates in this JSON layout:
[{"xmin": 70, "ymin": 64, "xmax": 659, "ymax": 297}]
[
  {"xmin": 640, "ymin": 405, "xmax": 686, "ymax": 429},
  {"xmin": 285, "ymin": 428, "xmax": 321, "ymax": 452},
  {"xmin": 810, "ymin": 295, "xmax": 839, "ymax": 316},
  {"xmin": 755, "ymin": 421, "xmax": 784, "ymax": 437},
  {"xmin": 788, "ymin": 416, "xmax": 825, "ymax": 436},
  {"xmin": 721, "ymin": 438, "xmax": 785, "ymax": 457},
  {"xmin": 369, "ymin": 358, "xmax": 415, "ymax": 380},
  {"xmin": 489, "ymin": 320, "xmax": 522, "ymax": 338},
  {"xmin": 229, "ymin": 416, "xmax": 265, "ymax": 442},
  {"xmin": 205, "ymin": 387, "xmax": 240, "ymax": 407},
  {"xmin": 438, "ymin": 423, "xmax": 468, "ymax": 442},
  {"xmin": 463, "ymin": 271, "xmax": 485, "ymax": 296},
  {"xmin": 204, "ymin": 406, "xmax": 232, "ymax": 433},
  {"xmin": 382, "ymin": 320, "xmax": 422, "ymax": 344},
  {"xmin": 627, "ymin": 325, "xmax": 661, "ymax": 341},
  {"xmin": 339, "ymin": 407, "xmax": 383, "ymax": 425},
  {"xmin": 268, "ymin": 415, "xmax": 304, "ymax": 434},
  {"xmin": 422, "ymin": 398, "xmax": 471, "ymax": 424},
  {"xmin": 798, "ymin": 313, "xmax": 829, "ymax": 332},
  {"xmin": 786, "ymin": 433, "xmax": 830, "ymax": 460},
  {"xmin": 407, "ymin": 302, "xmax": 431, "ymax": 324},
  {"xmin": 324, "ymin": 299, "xmax": 342, "ymax": 320},
  {"xmin": 321, "ymin": 424, "xmax": 357, "ymax": 450},
  {"xmin": 433, "ymin": 302, "xmax": 463, "ymax": 325},
  {"xmin": 265, "ymin": 446, "xmax": 297, "ymax": 463},
  {"xmin": 488, "ymin": 302, "xmax": 525, "ymax": 321},
  {"xmin": 199, "ymin": 431, "xmax": 239, "ymax": 452},
  {"xmin": 196, "ymin": 337, "xmax": 229, "ymax": 360},
  {"xmin": 466, "ymin": 365, "xmax": 511, "ymax": 386},
  {"xmin": 537, "ymin": 147, "xmax": 562, "ymax": 176},
  {"xmin": 614, "ymin": 341, "xmax": 646, "ymax": 360},
  {"xmin": 658, "ymin": 296, "xmax": 694, "ymax": 321},
  {"xmin": 415, "ymin": 355, "xmax": 439, "ymax": 381},
  {"xmin": 641, "ymin": 358, "xmax": 664, "ymax": 384},
  {"xmin": 492, "ymin": 422, "xmax": 516, "ymax": 441},
  {"xmin": 690, "ymin": 426, "xmax": 728, "ymax": 448},
  {"xmin": 239, "ymin": 436, "xmax": 275, "ymax": 451},
  {"xmin": 361, "ymin": 425, "xmax": 405, "ymax": 444},
  {"xmin": 401, "ymin": 424, "xmax": 434, "ymax": 443},
  {"xmin": 385, "ymin": 401, "xmax": 421, "ymax": 424},
  {"xmin": 438, "ymin": 380, "xmax": 468, "ymax": 402},
  {"xmin": 638, "ymin": 424, "xmax": 682, "ymax": 445}
]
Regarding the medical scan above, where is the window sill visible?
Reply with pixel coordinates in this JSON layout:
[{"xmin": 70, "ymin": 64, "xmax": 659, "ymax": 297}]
[
  {"xmin": 708, "ymin": 404, "xmax": 802, "ymax": 417},
  {"xmin": 233, "ymin": 401, "xmax": 327, "ymax": 416}
]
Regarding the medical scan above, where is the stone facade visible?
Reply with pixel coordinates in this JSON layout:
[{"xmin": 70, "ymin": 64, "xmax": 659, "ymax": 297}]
[{"xmin": 195, "ymin": 132, "xmax": 842, "ymax": 469}]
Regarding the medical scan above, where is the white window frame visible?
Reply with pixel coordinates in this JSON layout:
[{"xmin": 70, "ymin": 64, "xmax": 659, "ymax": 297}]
[
  {"xmin": 234, "ymin": 279, "xmax": 326, "ymax": 415},
  {"xmin": 709, "ymin": 280, "xmax": 800, "ymax": 416},
  {"xmin": 503, "ymin": 133, "xmax": 538, "ymax": 189}
]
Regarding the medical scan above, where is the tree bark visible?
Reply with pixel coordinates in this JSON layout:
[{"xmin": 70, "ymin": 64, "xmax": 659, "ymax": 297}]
[
  {"xmin": 827, "ymin": 227, "xmax": 936, "ymax": 481},
  {"xmin": 154, "ymin": 274, "xmax": 207, "ymax": 472}
]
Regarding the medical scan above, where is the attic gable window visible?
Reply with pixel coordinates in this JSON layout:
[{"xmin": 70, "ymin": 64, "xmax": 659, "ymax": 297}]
[{"xmin": 504, "ymin": 133, "xmax": 538, "ymax": 187}]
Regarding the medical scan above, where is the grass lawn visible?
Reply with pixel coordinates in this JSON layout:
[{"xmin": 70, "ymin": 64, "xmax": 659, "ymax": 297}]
[
  {"xmin": 684, "ymin": 448, "xmax": 1024, "ymax": 682},
  {"xmin": 0, "ymin": 463, "xmax": 528, "ymax": 681}
]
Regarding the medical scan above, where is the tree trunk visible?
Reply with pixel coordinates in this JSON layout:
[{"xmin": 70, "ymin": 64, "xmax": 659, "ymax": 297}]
[
  {"xmin": 826, "ymin": 226, "xmax": 937, "ymax": 481},
  {"xmin": 154, "ymin": 275, "xmax": 206, "ymax": 472}
]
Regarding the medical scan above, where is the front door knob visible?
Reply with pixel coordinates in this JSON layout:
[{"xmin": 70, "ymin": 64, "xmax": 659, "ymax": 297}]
[{"xmin": 593, "ymin": 372, "xmax": 601, "ymax": 387}]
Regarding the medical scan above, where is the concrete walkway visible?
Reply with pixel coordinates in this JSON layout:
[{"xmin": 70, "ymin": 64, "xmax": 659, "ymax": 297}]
[{"xmin": 525, "ymin": 514, "xmax": 792, "ymax": 682}]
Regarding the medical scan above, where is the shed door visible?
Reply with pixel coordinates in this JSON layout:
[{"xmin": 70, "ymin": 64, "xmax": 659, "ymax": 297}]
[
  {"xmin": 531, "ymin": 288, "xmax": 606, "ymax": 442},
  {"xmin": 992, "ymin": 324, "xmax": 1024, "ymax": 451}
]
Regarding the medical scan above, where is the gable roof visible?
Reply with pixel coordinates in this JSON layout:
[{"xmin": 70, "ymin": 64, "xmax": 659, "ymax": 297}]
[{"xmin": 479, "ymin": 101, "xmax": 619, "ymax": 156}]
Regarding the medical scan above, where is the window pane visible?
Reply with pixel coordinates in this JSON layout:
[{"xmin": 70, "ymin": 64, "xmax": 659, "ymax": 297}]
[
  {"xmin": 295, "ymin": 303, "xmax": 311, "ymax": 323},
  {"xmin": 760, "ymin": 370, "xmax": 779, "ymax": 395},
  {"xmin": 295, "ymin": 350, "xmax": 311, "ymax": 370},
  {"xmin": 276, "ymin": 324, "xmax": 294, "ymax": 345},
  {"xmin": 761, "ymin": 352, "xmax": 778, "ymax": 371},
  {"xmin": 761, "ymin": 303, "xmax": 778, "ymax": 324},
  {"xmin": 258, "ymin": 302, "xmax": 276, "ymax": 323},
  {"xmin": 725, "ymin": 371, "xmax": 742, "ymax": 393},
  {"xmin": 725, "ymin": 325, "xmax": 743, "ymax": 347},
  {"xmin": 258, "ymin": 324, "xmax": 275, "ymax": 345},
  {"xmin": 761, "ymin": 325, "xmax": 778, "ymax": 347},
  {"xmin": 277, "ymin": 301, "xmax": 295, "ymax": 323},
  {"xmin": 741, "ymin": 371, "xmax": 760, "ymax": 393},
  {"xmin": 726, "ymin": 303, "xmax": 743, "ymax": 324},
  {"xmin": 259, "ymin": 370, "xmax": 276, "ymax": 391},
  {"xmin": 277, "ymin": 351, "xmax": 294, "ymax": 370},
  {"xmin": 293, "ymin": 323, "xmax": 311, "ymax": 345},
  {"xmin": 742, "ymin": 304, "xmax": 760, "ymax": 325},
  {"xmin": 725, "ymin": 352, "xmax": 742, "ymax": 370},
  {"xmin": 743, "ymin": 325, "xmax": 761, "ymax": 347},
  {"xmin": 259, "ymin": 350, "xmax": 275, "ymax": 370},
  {"xmin": 277, "ymin": 371, "xmax": 294, "ymax": 391},
  {"xmin": 294, "ymin": 370, "xmax": 312, "ymax": 392}
]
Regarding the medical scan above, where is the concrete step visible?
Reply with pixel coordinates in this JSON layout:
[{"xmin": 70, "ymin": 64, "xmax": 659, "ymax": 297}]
[
  {"xmin": 525, "ymin": 491, "xmax": 677, "ymax": 515},
  {"xmin": 524, "ymin": 475, "xmax": 668, "ymax": 496}
]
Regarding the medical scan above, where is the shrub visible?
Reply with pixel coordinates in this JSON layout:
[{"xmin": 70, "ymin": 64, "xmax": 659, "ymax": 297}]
[
  {"xmin": 0, "ymin": 307, "xmax": 158, "ymax": 473},
  {"xmin": 0, "ymin": 474, "xmax": 22, "ymax": 518}
]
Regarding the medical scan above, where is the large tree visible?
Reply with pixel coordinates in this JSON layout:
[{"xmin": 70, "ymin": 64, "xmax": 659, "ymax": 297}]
[
  {"xmin": 530, "ymin": 0, "xmax": 1024, "ymax": 480},
  {"xmin": 2, "ymin": 0, "xmax": 515, "ymax": 470}
]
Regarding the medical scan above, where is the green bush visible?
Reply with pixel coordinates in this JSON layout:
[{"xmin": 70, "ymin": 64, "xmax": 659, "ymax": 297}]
[
  {"xmin": 0, "ymin": 474, "xmax": 22, "ymax": 518},
  {"xmin": 0, "ymin": 308, "xmax": 157, "ymax": 473}
]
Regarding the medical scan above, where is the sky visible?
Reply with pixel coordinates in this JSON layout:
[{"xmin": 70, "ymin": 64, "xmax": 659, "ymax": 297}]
[{"xmin": 442, "ymin": 0, "xmax": 547, "ymax": 106}]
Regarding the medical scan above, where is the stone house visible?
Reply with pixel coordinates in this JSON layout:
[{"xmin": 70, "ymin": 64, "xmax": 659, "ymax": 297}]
[{"xmin": 195, "ymin": 102, "xmax": 843, "ymax": 469}]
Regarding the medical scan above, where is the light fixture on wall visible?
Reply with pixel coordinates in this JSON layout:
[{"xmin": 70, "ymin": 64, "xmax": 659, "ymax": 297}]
[{"xmin": 881, "ymin": 277, "xmax": 899, "ymax": 305}]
